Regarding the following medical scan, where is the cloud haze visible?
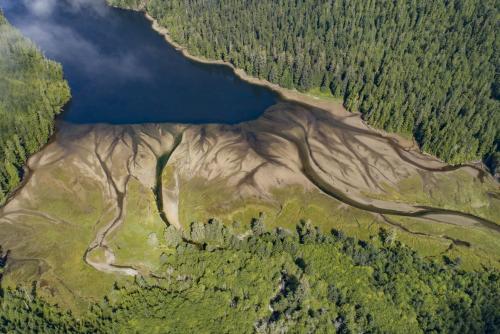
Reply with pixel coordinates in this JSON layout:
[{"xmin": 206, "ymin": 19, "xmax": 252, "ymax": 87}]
[
  {"xmin": 22, "ymin": 0, "xmax": 109, "ymax": 17},
  {"xmin": 21, "ymin": 21, "xmax": 151, "ymax": 81},
  {"xmin": 27, "ymin": 0, "xmax": 57, "ymax": 17},
  {"xmin": 5, "ymin": 0, "xmax": 151, "ymax": 81}
]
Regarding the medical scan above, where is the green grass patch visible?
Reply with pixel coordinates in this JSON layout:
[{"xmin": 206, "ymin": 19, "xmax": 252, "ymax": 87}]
[
  {"xmin": 108, "ymin": 178, "xmax": 167, "ymax": 273},
  {"xmin": 365, "ymin": 170, "xmax": 500, "ymax": 224},
  {"xmin": 0, "ymin": 164, "xmax": 122, "ymax": 312},
  {"xmin": 306, "ymin": 87, "xmax": 343, "ymax": 102}
]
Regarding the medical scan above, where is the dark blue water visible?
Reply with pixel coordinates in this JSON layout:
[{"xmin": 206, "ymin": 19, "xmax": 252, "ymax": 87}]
[{"xmin": 0, "ymin": 0, "xmax": 277, "ymax": 124}]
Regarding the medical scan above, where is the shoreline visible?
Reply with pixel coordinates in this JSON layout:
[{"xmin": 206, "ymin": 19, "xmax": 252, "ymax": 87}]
[
  {"xmin": 0, "ymin": 103, "xmax": 70, "ymax": 208},
  {"xmin": 142, "ymin": 12, "xmax": 491, "ymax": 176},
  {"xmin": 144, "ymin": 14, "xmax": 350, "ymax": 114}
]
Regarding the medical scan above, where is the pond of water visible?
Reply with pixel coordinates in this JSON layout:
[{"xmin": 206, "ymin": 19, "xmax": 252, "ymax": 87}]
[{"xmin": 1, "ymin": 0, "xmax": 278, "ymax": 124}]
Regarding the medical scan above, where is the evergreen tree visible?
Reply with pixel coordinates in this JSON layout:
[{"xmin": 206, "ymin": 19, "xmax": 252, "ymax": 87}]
[
  {"xmin": 0, "ymin": 13, "xmax": 70, "ymax": 203},
  {"xmin": 110, "ymin": 0, "xmax": 499, "ymax": 165}
]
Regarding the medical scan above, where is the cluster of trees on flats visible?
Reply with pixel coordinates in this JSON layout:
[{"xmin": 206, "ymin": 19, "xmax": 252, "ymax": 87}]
[
  {"xmin": 1, "ymin": 218, "xmax": 499, "ymax": 333},
  {"xmin": 0, "ymin": 12, "xmax": 70, "ymax": 204},
  {"xmin": 109, "ymin": 0, "xmax": 499, "ymax": 165}
]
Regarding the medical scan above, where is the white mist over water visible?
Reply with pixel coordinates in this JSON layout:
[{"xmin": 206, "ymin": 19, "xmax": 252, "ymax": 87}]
[
  {"xmin": 1, "ymin": 0, "xmax": 278, "ymax": 124},
  {"xmin": 8, "ymin": 0, "xmax": 150, "ymax": 81}
]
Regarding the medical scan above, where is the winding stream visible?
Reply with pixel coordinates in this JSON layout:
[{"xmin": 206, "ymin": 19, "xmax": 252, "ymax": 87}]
[
  {"xmin": 154, "ymin": 133, "xmax": 184, "ymax": 226},
  {"xmin": 264, "ymin": 125, "xmax": 499, "ymax": 234},
  {"xmin": 1, "ymin": 0, "xmax": 498, "ymax": 278},
  {"xmin": 301, "ymin": 141, "xmax": 499, "ymax": 232}
]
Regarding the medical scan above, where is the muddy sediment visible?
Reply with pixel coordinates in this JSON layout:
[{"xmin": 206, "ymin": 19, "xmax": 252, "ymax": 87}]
[{"xmin": 1, "ymin": 103, "xmax": 498, "ymax": 278}]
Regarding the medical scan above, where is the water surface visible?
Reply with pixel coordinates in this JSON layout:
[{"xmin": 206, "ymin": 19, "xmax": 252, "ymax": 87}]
[{"xmin": 1, "ymin": 0, "xmax": 278, "ymax": 124}]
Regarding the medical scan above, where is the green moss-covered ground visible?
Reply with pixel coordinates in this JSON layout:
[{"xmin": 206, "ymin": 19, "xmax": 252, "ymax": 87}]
[
  {"xmin": 1, "ymin": 220, "xmax": 498, "ymax": 333},
  {"xmin": 108, "ymin": 178, "xmax": 167, "ymax": 273},
  {"xmin": 367, "ymin": 169, "xmax": 500, "ymax": 224},
  {"xmin": 0, "ymin": 163, "xmax": 122, "ymax": 311},
  {"xmin": 174, "ymin": 177, "xmax": 500, "ymax": 271}
]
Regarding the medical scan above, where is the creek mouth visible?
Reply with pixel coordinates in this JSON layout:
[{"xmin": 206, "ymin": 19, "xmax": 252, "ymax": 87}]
[
  {"xmin": 1, "ymin": 116, "xmax": 497, "ymax": 280},
  {"xmin": 1, "ymin": 0, "xmax": 498, "ymax": 280}
]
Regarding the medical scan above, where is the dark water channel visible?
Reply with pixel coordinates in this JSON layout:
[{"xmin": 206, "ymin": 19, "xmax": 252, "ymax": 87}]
[{"xmin": 2, "ymin": 0, "xmax": 497, "ymax": 234}]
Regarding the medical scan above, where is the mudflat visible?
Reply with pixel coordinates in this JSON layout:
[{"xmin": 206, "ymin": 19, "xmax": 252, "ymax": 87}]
[{"xmin": 0, "ymin": 100, "xmax": 498, "ymax": 309}]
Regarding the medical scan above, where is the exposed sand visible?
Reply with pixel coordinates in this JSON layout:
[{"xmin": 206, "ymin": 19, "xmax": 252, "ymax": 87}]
[
  {"xmin": 143, "ymin": 12, "xmax": 488, "ymax": 178},
  {"xmin": 0, "ymin": 8, "xmax": 497, "ymax": 280},
  {"xmin": 145, "ymin": 13, "xmax": 354, "ymax": 117},
  {"xmin": 0, "ymin": 101, "xmax": 498, "ymax": 282},
  {"xmin": 1, "ymin": 103, "xmax": 498, "ymax": 277}
]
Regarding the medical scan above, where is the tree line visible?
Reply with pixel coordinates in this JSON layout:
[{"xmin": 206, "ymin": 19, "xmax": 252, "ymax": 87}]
[
  {"xmin": 1, "ymin": 218, "xmax": 499, "ymax": 333},
  {"xmin": 0, "ymin": 12, "xmax": 70, "ymax": 204},
  {"xmin": 110, "ymin": 0, "xmax": 499, "ymax": 165}
]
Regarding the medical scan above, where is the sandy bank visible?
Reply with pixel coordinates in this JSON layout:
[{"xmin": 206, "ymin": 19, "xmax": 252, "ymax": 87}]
[
  {"xmin": 145, "ymin": 14, "xmax": 349, "ymax": 113},
  {"xmin": 143, "ymin": 13, "xmax": 490, "ymax": 177}
]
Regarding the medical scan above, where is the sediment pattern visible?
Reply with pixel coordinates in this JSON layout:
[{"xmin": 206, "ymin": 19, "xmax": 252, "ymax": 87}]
[{"xmin": 0, "ymin": 102, "xmax": 498, "ymax": 303}]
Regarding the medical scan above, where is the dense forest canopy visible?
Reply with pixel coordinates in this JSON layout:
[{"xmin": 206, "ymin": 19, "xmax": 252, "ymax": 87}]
[
  {"xmin": 0, "ymin": 12, "xmax": 70, "ymax": 204},
  {"xmin": 0, "ymin": 4, "xmax": 498, "ymax": 333},
  {"xmin": 1, "ymin": 220, "xmax": 499, "ymax": 333},
  {"xmin": 110, "ymin": 0, "xmax": 499, "ymax": 165}
]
